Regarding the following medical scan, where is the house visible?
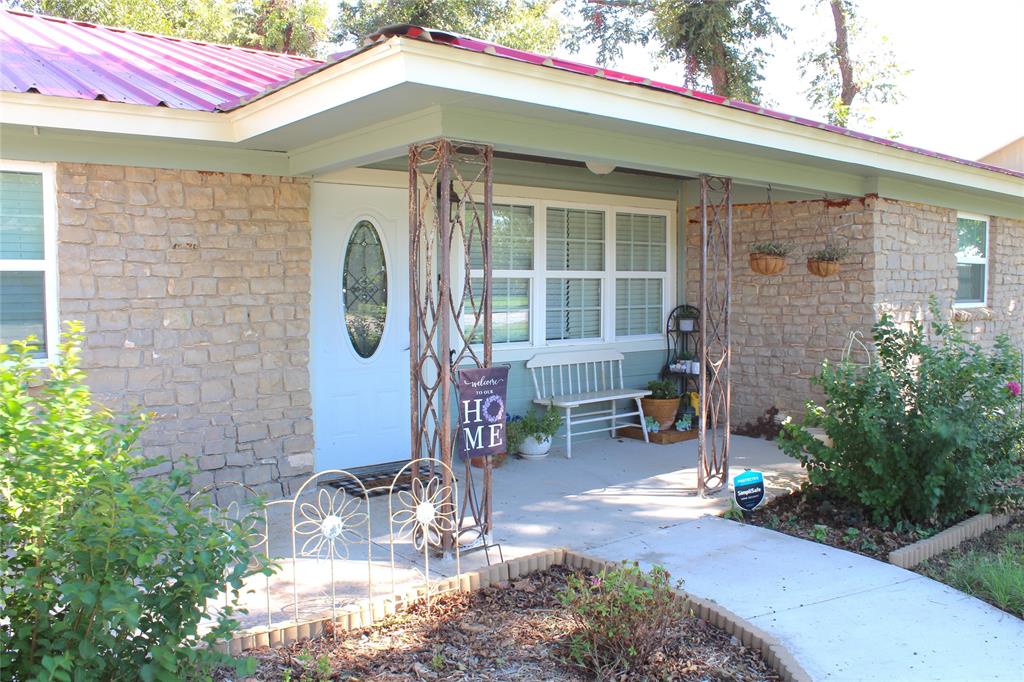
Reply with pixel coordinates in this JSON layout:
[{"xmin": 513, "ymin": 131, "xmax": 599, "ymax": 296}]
[
  {"xmin": 1, "ymin": 10, "xmax": 1021, "ymax": 499},
  {"xmin": 979, "ymin": 136, "xmax": 1024, "ymax": 173}
]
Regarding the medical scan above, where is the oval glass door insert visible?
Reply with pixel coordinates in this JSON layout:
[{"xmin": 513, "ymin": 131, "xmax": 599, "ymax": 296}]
[{"xmin": 342, "ymin": 220, "xmax": 387, "ymax": 358}]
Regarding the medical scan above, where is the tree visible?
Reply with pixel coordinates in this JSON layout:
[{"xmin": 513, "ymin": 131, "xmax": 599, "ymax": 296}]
[
  {"xmin": 8, "ymin": 0, "xmax": 329, "ymax": 56},
  {"xmin": 800, "ymin": 0, "xmax": 908, "ymax": 130},
  {"xmin": 334, "ymin": 0, "xmax": 561, "ymax": 53},
  {"xmin": 563, "ymin": 0, "xmax": 787, "ymax": 103},
  {"xmin": 234, "ymin": 0, "xmax": 329, "ymax": 56},
  {"xmin": 10, "ymin": 0, "xmax": 239, "ymax": 44}
]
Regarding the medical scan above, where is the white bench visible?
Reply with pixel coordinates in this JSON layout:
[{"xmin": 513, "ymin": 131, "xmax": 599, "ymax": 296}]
[{"xmin": 526, "ymin": 350, "xmax": 650, "ymax": 458}]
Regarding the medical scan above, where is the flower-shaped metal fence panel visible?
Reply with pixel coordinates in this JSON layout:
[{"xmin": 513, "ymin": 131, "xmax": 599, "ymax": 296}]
[
  {"xmin": 388, "ymin": 458, "xmax": 461, "ymax": 610},
  {"xmin": 188, "ymin": 482, "xmax": 272, "ymax": 628},
  {"xmin": 289, "ymin": 470, "xmax": 372, "ymax": 626}
]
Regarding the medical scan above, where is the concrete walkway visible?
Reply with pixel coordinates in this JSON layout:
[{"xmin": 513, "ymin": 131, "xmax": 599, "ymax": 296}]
[{"xmin": 588, "ymin": 516, "xmax": 1024, "ymax": 681}]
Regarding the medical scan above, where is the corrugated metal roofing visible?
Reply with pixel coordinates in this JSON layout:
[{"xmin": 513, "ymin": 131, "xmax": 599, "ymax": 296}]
[
  {"xmin": 0, "ymin": 9, "xmax": 320, "ymax": 111},
  {"xmin": 1, "ymin": 12, "xmax": 1020, "ymax": 179}
]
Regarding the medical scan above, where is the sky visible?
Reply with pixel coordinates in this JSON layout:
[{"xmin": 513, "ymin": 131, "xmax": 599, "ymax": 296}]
[{"xmin": 554, "ymin": 0, "xmax": 1024, "ymax": 161}]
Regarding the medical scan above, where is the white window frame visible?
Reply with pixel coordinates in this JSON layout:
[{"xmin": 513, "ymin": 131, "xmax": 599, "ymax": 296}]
[
  {"xmin": 953, "ymin": 212, "xmax": 989, "ymax": 308},
  {"xmin": 463, "ymin": 187, "xmax": 675, "ymax": 361},
  {"xmin": 0, "ymin": 160, "xmax": 59, "ymax": 360}
]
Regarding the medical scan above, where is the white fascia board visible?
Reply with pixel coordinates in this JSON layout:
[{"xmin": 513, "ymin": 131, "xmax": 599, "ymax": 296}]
[
  {"xmin": 287, "ymin": 106, "xmax": 443, "ymax": 176},
  {"xmin": 397, "ymin": 39, "xmax": 1023, "ymax": 200},
  {"xmin": 0, "ymin": 91, "xmax": 231, "ymax": 141},
  {"xmin": 229, "ymin": 41, "xmax": 409, "ymax": 142}
]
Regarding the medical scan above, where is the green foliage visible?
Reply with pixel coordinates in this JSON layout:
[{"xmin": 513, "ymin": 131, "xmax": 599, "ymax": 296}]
[
  {"xmin": 750, "ymin": 240, "xmax": 794, "ymax": 256},
  {"xmin": 807, "ymin": 243, "xmax": 851, "ymax": 262},
  {"xmin": 558, "ymin": 562, "xmax": 683, "ymax": 678},
  {"xmin": 799, "ymin": 0, "xmax": 908, "ymax": 131},
  {"xmin": 0, "ymin": 325, "xmax": 271, "ymax": 680},
  {"xmin": 928, "ymin": 528, "xmax": 1024, "ymax": 618},
  {"xmin": 563, "ymin": 0, "xmax": 788, "ymax": 102},
  {"xmin": 779, "ymin": 301, "xmax": 1024, "ymax": 526},
  {"xmin": 646, "ymin": 379, "xmax": 680, "ymax": 400},
  {"xmin": 11, "ymin": 0, "xmax": 329, "ymax": 56},
  {"xmin": 508, "ymin": 407, "xmax": 563, "ymax": 452},
  {"xmin": 722, "ymin": 502, "xmax": 745, "ymax": 522},
  {"xmin": 334, "ymin": 0, "xmax": 560, "ymax": 53}
]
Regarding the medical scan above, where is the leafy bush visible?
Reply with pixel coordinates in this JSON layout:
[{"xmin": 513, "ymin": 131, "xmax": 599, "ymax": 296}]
[
  {"xmin": 558, "ymin": 562, "xmax": 683, "ymax": 678},
  {"xmin": 645, "ymin": 379, "xmax": 680, "ymax": 400},
  {"xmin": 0, "ymin": 326, "xmax": 271, "ymax": 680},
  {"xmin": 807, "ymin": 243, "xmax": 851, "ymax": 262},
  {"xmin": 779, "ymin": 302, "xmax": 1024, "ymax": 526}
]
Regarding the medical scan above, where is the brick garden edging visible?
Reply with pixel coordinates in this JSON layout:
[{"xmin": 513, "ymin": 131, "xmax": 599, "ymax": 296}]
[
  {"xmin": 218, "ymin": 548, "xmax": 811, "ymax": 682},
  {"xmin": 888, "ymin": 513, "xmax": 1014, "ymax": 569}
]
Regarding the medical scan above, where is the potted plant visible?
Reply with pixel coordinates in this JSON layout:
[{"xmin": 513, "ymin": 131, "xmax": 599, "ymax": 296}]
[
  {"xmin": 641, "ymin": 379, "xmax": 682, "ymax": 430},
  {"xmin": 689, "ymin": 353, "xmax": 701, "ymax": 375},
  {"xmin": 675, "ymin": 414, "xmax": 693, "ymax": 431},
  {"xmin": 749, "ymin": 241, "xmax": 793, "ymax": 275},
  {"xmin": 645, "ymin": 415, "xmax": 660, "ymax": 433},
  {"xmin": 672, "ymin": 350, "xmax": 693, "ymax": 374},
  {"xmin": 677, "ymin": 308, "xmax": 699, "ymax": 332},
  {"xmin": 807, "ymin": 243, "xmax": 850, "ymax": 277},
  {"xmin": 513, "ymin": 407, "xmax": 563, "ymax": 460}
]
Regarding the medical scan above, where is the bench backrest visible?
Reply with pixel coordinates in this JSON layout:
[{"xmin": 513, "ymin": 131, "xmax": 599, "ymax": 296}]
[{"xmin": 526, "ymin": 350, "xmax": 626, "ymax": 400}]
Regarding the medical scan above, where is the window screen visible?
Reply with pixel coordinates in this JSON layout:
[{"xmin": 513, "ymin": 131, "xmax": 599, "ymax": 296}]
[
  {"xmin": 616, "ymin": 278, "xmax": 663, "ymax": 336},
  {"xmin": 0, "ymin": 170, "xmax": 48, "ymax": 355},
  {"xmin": 546, "ymin": 207, "xmax": 604, "ymax": 271},
  {"xmin": 469, "ymin": 203, "xmax": 533, "ymax": 270},
  {"xmin": 616, "ymin": 213, "xmax": 667, "ymax": 272},
  {"xmin": 546, "ymin": 278, "xmax": 601, "ymax": 340},
  {"xmin": 955, "ymin": 216, "xmax": 987, "ymax": 305}
]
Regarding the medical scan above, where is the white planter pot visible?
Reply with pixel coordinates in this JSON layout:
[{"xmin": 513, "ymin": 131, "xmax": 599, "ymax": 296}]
[
  {"xmin": 690, "ymin": 361, "xmax": 701, "ymax": 375},
  {"xmin": 678, "ymin": 318, "xmax": 695, "ymax": 332},
  {"xmin": 520, "ymin": 435, "xmax": 552, "ymax": 459}
]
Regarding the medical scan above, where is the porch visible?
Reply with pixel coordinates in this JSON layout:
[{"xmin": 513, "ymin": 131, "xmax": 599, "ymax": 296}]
[{"xmin": 240, "ymin": 434, "xmax": 801, "ymax": 630}]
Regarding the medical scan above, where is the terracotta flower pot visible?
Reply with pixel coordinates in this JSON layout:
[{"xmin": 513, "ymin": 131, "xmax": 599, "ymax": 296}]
[
  {"xmin": 807, "ymin": 258, "xmax": 839, "ymax": 277},
  {"xmin": 749, "ymin": 252, "xmax": 786, "ymax": 275},
  {"xmin": 641, "ymin": 397, "xmax": 682, "ymax": 429},
  {"xmin": 471, "ymin": 451, "xmax": 508, "ymax": 469}
]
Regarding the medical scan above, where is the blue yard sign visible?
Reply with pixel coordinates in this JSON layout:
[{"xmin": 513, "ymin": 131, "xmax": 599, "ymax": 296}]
[{"xmin": 733, "ymin": 470, "xmax": 765, "ymax": 511}]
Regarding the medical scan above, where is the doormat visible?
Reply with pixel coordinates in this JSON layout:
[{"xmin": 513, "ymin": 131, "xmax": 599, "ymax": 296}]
[{"xmin": 320, "ymin": 460, "xmax": 455, "ymax": 498}]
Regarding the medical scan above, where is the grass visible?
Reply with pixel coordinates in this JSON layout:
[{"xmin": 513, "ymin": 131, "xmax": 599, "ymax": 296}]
[{"xmin": 920, "ymin": 524, "xmax": 1024, "ymax": 618}]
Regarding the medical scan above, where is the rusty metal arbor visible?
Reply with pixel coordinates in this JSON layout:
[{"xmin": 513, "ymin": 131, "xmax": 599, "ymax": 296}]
[
  {"xmin": 408, "ymin": 138, "xmax": 494, "ymax": 552},
  {"xmin": 698, "ymin": 176, "xmax": 732, "ymax": 495}
]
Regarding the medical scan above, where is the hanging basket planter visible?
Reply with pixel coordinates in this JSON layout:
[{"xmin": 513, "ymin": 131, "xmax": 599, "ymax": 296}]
[
  {"xmin": 807, "ymin": 258, "xmax": 840, "ymax": 277},
  {"xmin": 749, "ymin": 252, "xmax": 787, "ymax": 275}
]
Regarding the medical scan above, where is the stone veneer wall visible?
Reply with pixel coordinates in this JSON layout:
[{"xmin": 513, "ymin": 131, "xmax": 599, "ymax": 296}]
[
  {"xmin": 56, "ymin": 163, "xmax": 314, "ymax": 497},
  {"xmin": 685, "ymin": 195, "xmax": 1024, "ymax": 426}
]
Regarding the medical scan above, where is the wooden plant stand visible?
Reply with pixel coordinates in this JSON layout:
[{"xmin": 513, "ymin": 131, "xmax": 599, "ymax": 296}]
[{"xmin": 618, "ymin": 426, "xmax": 699, "ymax": 444}]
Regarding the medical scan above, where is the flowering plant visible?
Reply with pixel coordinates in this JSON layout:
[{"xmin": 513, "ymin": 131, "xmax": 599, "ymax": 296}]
[{"xmin": 1008, "ymin": 380, "xmax": 1022, "ymax": 398}]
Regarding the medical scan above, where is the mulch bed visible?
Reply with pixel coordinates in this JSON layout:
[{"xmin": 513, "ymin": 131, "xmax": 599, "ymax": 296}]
[
  {"xmin": 737, "ymin": 488, "xmax": 949, "ymax": 561},
  {"xmin": 227, "ymin": 566, "xmax": 780, "ymax": 681}
]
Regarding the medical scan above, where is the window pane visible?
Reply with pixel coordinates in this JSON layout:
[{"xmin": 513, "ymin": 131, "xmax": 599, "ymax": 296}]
[
  {"xmin": 546, "ymin": 278, "xmax": 601, "ymax": 340},
  {"xmin": 956, "ymin": 217, "xmax": 987, "ymax": 259},
  {"xmin": 0, "ymin": 271, "xmax": 46, "ymax": 354},
  {"xmin": 956, "ymin": 263, "xmax": 985, "ymax": 303},
  {"xmin": 616, "ymin": 213, "xmax": 667, "ymax": 272},
  {"xmin": 465, "ymin": 277, "xmax": 530, "ymax": 344},
  {"xmin": 0, "ymin": 171, "xmax": 45, "ymax": 260},
  {"xmin": 616, "ymin": 278, "xmax": 663, "ymax": 336},
  {"xmin": 546, "ymin": 208, "xmax": 605, "ymax": 271},
  {"xmin": 469, "ymin": 203, "xmax": 534, "ymax": 270},
  {"xmin": 342, "ymin": 221, "xmax": 387, "ymax": 358}
]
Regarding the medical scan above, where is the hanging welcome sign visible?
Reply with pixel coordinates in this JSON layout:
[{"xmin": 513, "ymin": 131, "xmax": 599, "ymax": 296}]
[{"xmin": 456, "ymin": 366, "xmax": 510, "ymax": 461}]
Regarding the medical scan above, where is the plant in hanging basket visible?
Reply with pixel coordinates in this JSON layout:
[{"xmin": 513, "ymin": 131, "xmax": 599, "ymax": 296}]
[
  {"xmin": 807, "ymin": 244, "xmax": 850, "ymax": 277},
  {"xmin": 749, "ymin": 241, "xmax": 793, "ymax": 275}
]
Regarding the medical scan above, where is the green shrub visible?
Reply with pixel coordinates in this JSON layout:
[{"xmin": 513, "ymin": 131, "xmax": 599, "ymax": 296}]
[
  {"xmin": 645, "ymin": 379, "xmax": 679, "ymax": 400},
  {"xmin": 779, "ymin": 301, "xmax": 1024, "ymax": 526},
  {"xmin": 558, "ymin": 562, "xmax": 683, "ymax": 678},
  {"xmin": 0, "ymin": 325, "xmax": 271, "ymax": 681}
]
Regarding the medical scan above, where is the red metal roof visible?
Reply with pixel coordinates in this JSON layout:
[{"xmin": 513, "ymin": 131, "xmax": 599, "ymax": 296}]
[
  {"xmin": 1, "ymin": 13, "xmax": 1020, "ymax": 179},
  {"xmin": 0, "ymin": 9, "xmax": 320, "ymax": 111}
]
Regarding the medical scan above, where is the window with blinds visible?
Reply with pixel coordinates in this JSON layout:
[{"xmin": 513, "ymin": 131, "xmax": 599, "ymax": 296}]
[
  {"xmin": 616, "ymin": 279, "xmax": 663, "ymax": 336},
  {"xmin": 1, "ymin": 169, "xmax": 50, "ymax": 357},
  {"xmin": 546, "ymin": 207, "xmax": 605, "ymax": 271},
  {"xmin": 466, "ymin": 203, "xmax": 534, "ymax": 345},
  {"xmin": 546, "ymin": 278, "xmax": 601, "ymax": 340},
  {"xmin": 616, "ymin": 212, "xmax": 667, "ymax": 272}
]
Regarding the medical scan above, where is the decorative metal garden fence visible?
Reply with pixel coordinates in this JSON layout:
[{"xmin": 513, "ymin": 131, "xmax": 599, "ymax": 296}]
[{"xmin": 189, "ymin": 458, "xmax": 481, "ymax": 635}]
